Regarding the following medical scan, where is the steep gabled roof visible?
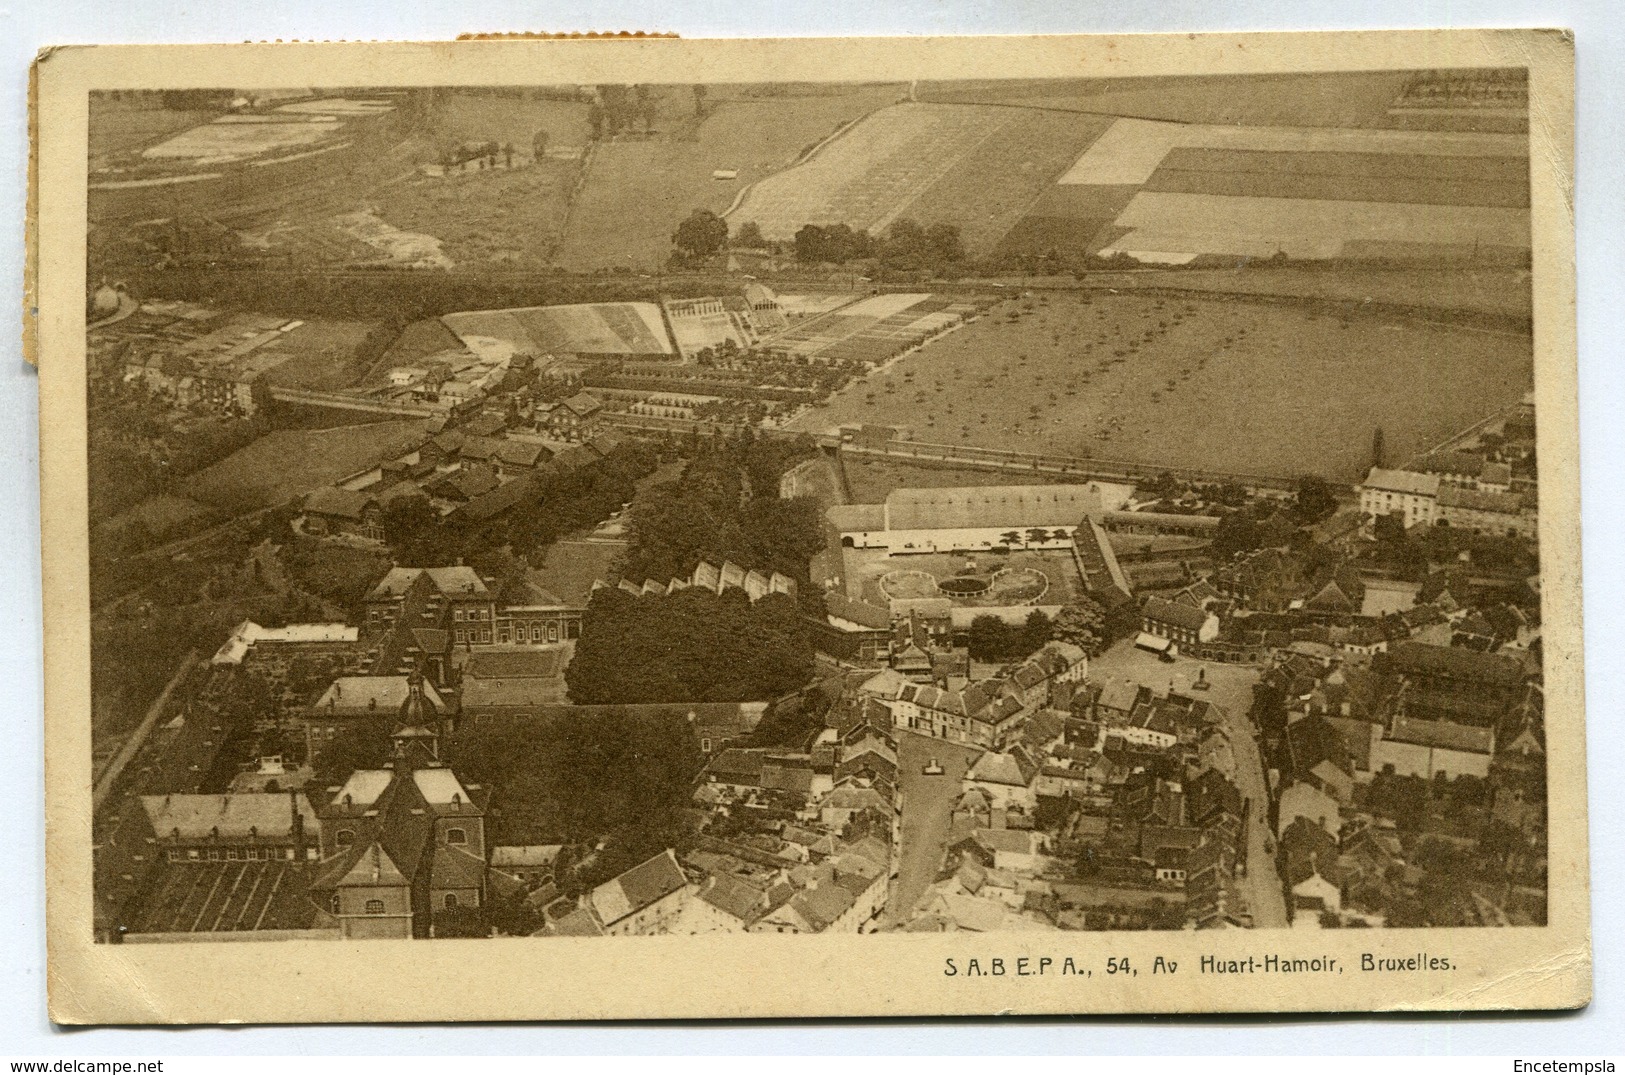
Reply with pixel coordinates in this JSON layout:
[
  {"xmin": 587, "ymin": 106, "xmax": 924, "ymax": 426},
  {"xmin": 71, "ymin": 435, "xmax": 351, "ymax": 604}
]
[{"xmin": 589, "ymin": 850, "xmax": 687, "ymax": 927}]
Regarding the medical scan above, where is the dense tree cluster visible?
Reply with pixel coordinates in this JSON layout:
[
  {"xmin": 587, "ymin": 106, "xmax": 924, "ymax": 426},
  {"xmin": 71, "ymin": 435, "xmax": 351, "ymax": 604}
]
[
  {"xmin": 966, "ymin": 610, "xmax": 1053, "ymax": 663},
  {"xmin": 447, "ymin": 707, "xmax": 702, "ymax": 864},
  {"xmin": 566, "ymin": 586, "xmax": 814, "ymax": 706},
  {"xmin": 791, "ymin": 217, "xmax": 964, "ymax": 275},
  {"xmin": 587, "ymin": 85, "xmax": 657, "ymax": 140},
  {"xmin": 1049, "ymin": 599, "xmax": 1111, "ymax": 657},
  {"xmin": 381, "ymin": 441, "xmax": 660, "ymax": 566},
  {"xmin": 620, "ymin": 433, "xmax": 823, "ymax": 584}
]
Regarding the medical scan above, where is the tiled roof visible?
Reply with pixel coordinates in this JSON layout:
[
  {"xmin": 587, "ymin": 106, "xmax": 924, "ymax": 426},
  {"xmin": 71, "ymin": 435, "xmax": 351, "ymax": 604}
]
[
  {"xmin": 1387, "ymin": 716, "xmax": 1494, "ymax": 754},
  {"xmin": 1387, "ymin": 641, "xmax": 1524, "ymax": 686},
  {"xmin": 1143, "ymin": 595, "xmax": 1209, "ymax": 632},
  {"xmin": 826, "ymin": 503, "xmax": 887, "ymax": 532},
  {"xmin": 302, "ymin": 486, "xmax": 374, "ymax": 520},
  {"xmin": 141, "ymin": 792, "xmax": 317, "ymax": 840},
  {"xmin": 1363, "ymin": 467, "xmax": 1441, "ymax": 497},
  {"xmin": 589, "ymin": 849, "xmax": 687, "ymax": 927}
]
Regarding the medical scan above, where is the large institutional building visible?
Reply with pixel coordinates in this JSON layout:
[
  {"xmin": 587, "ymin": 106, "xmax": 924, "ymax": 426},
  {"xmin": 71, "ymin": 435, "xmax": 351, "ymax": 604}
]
[{"xmin": 830, "ymin": 484, "xmax": 1110, "ymax": 555}]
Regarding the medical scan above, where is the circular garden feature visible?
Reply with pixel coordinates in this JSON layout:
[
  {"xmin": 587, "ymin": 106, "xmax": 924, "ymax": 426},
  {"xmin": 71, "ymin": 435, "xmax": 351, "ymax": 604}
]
[{"xmin": 937, "ymin": 576, "xmax": 992, "ymax": 596}]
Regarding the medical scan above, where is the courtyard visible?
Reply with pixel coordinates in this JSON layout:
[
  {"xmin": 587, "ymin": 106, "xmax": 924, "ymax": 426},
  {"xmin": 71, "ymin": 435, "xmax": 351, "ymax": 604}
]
[{"xmin": 839, "ymin": 545, "xmax": 1087, "ymax": 610}]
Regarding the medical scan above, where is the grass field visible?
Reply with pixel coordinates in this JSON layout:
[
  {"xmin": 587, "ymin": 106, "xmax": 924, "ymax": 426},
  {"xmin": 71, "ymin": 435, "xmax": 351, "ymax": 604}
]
[
  {"xmin": 790, "ymin": 291, "xmax": 1532, "ymax": 482},
  {"xmin": 259, "ymin": 319, "xmax": 381, "ymax": 391},
  {"xmin": 430, "ymin": 91, "xmax": 593, "ymax": 152},
  {"xmin": 555, "ymin": 86, "xmax": 901, "ymax": 271},
  {"xmin": 182, "ymin": 419, "xmax": 433, "ymax": 513},
  {"xmin": 89, "ymin": 101, "xmax": 220, "ymax": 167},
  {"xmin": 377, "ymin": 157, "xmax": 582, "ymax": 268}
]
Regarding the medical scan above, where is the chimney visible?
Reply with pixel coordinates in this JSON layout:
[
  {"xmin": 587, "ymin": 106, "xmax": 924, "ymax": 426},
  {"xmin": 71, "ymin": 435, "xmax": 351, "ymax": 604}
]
[{"xmin": 290, "ymin": 788, "xmax": 305, "ymax": 860}]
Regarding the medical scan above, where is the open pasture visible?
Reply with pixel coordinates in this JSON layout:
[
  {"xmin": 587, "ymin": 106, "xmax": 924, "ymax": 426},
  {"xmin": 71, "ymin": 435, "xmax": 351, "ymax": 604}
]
[
  {"xmin": 183, "ymin": 419, "xmax": 432, "ymax": 513},
  {"xmin": 790, "ymin": 291, "xmax": 1532, "ymax": 482}
]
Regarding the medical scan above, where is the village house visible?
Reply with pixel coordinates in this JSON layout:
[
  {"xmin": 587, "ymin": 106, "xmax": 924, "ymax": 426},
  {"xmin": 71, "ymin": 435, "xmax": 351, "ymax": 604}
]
[
  {"xmin": 541, "ymin": 391, "xmax": 603, "ymax": 441},
  {"xmin": 962, "ymin": 748, "xmax": 1040, "ymax": 811},
  {"xmin": 582, "ymin": 850, "xmax": 691, "ymax": 936},
  {"xmin": 1141, "ymin": 595, "xmax": 1219, "ymax": 650},
  {"xmin": 1360, "ymin": 467, "xmax": 1441, "ymax": 528}
]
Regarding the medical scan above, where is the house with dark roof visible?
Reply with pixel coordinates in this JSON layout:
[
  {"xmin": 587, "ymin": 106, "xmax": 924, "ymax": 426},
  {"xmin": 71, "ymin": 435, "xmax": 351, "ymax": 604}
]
[
  {"xmin": 1278, "ymin": 816, "xmax": 1342, "ymax": 925},
  {"xmin": 1142, "ymin": 595, "xmax": 1219, "ymax": 649},
  {"xmin": 542, "ymin": 391, "xmax": 603, "ymax": 441},
  {"xmin": 585, "ymin": 850, "xmax": 691, "ymax": 936},
  {"xmin": 1284, "ymin": 714, "xmax": 1355, "ymax": 805},
  {"xmin": 300, "ymin": 487, "xmax": 384, "ymax": 542}
]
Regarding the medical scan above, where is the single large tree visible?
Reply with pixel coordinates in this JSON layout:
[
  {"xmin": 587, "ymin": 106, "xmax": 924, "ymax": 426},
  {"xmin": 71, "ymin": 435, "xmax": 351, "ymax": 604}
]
[{"xmin": 673, "ymin": 209, "xmax": 730, "ymax": 260}]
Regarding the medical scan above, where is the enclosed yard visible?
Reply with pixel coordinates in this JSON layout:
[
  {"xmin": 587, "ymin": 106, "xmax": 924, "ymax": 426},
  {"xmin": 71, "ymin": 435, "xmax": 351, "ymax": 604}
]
[
  {"xmin": 841, "ymin": 546, "xmax": 1086, "ymax": 610},
  {"xmin": 182, "ymin": 419, "xmax": 433, "ymax": 512},
  {"xmin": 790, "ymin": 291, "xmax": 1532, "ymax": 482}
]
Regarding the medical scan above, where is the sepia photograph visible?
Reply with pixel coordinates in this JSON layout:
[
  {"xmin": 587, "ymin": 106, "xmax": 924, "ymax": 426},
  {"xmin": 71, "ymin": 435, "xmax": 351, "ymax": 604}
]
[{"xmin": 33, "ymin": 30, "xmax": 1588, "ymax": 1022}]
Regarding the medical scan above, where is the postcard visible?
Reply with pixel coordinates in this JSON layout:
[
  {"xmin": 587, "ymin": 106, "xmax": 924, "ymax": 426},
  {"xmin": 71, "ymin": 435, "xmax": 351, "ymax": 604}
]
[{"xmin": 35, "ymin": 29, "xmax": 1586, "ymax": 1022}]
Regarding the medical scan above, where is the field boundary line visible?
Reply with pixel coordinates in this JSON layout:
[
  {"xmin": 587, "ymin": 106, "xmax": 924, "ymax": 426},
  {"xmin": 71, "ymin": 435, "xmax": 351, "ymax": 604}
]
[{"xmin": 722, "ymin": 102, "xmax": 896, "ymax": 223}]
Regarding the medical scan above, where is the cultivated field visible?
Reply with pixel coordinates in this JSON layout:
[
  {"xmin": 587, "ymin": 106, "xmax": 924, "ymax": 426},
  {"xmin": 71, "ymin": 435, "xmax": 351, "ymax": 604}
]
[
  {"xmin": 728, "ymin": 103, "xmax": 1115, "ymax": 256},
  {"xmin": 554, "ymin": 86, "xmax": 902, "ymax": 271},
  {"xmin": 441, "ymin": 302, "xmax": 674, "ymax": 356},
  {"xmin": 89, "ymin": 101, "xmax": 220, "ymax": 168},
  {"xmin": 789, "ymin": 291, "xmax": 1532, "ymax": 481},
  {"xmin": 841, "ymin": 455, "xmax": 1131, "ymax": 506},
  {"xmin": 766, "ymin": 293, "xmax": 985, "ymax": 363},
  {"xmin": 182, "ymin": 419, "xmax": 433, "ymax": 513},
  {"xmin": 996, "ymin": 115, "xmax": 1530, "ymax": 263},
  {"xmin": 916, "ymin": 72, "xmax": 1420, "ymax": 129}
]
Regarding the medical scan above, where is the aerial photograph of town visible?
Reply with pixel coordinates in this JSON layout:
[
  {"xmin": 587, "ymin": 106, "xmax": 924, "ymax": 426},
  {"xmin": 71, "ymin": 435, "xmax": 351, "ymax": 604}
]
[{"xmin": 84, "ymin": 70, "xmax": 1545, "ymax": 943}]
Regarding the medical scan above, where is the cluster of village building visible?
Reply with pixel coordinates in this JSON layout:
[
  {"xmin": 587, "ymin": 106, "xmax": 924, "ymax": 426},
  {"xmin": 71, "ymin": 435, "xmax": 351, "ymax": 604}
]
[{"xmin": 89, "ymin": 307, "xmax": 1545, "ymax": 940}]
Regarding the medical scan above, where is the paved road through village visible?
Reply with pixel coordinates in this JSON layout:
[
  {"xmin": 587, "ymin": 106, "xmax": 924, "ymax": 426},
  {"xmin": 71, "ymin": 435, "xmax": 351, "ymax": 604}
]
[{"xmin": 882, "ymin": 730, "xmax": 985, "ymax": 928}]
